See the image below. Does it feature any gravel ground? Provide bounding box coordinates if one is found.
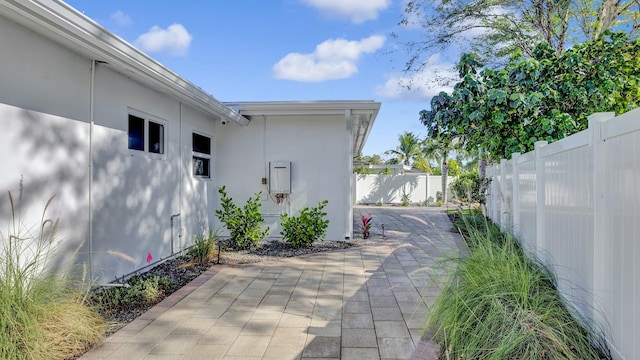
[94,239,377,334]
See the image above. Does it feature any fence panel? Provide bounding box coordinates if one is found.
[354,174,454,205]
[599,108,640,359]
[516,153,537,253]
[540,131,593,319]
[485,108,640,360]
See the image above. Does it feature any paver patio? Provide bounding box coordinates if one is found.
[80,206,465,360]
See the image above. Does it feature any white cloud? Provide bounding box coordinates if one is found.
[302,0,391,23]
[110,10,131,27]
[135,24,192,56]
[273,35,385,82]
[374,54,458,101]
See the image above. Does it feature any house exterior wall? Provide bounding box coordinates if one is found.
[0,6,374,284]
[90,65,183,280]
[214,114,351,240]
[0,14,221,283]
[0,15,91,274]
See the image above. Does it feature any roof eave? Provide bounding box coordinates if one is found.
[225,101,380,155]
[0,0,249,126]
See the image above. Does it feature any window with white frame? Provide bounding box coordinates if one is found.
[192,132,211,178]
[128,113,165,155]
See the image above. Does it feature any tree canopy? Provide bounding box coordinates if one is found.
[398,0,639,70]
[420,30,640,159]
[384,131,423,166]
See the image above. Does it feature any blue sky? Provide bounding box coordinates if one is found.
[65,0,460,156]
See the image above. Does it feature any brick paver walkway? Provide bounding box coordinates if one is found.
[80,206,464,359]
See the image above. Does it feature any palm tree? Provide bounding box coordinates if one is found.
[384,132,422,166]
[412,154,433,173]
[423,135,458,204]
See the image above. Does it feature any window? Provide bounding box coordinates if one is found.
[193,132,211,178]
[128,113,165,155]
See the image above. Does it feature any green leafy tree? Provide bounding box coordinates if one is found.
[384,131,423,166]
[450,170,489,203]
[421,31,640,159]
[361,154,384,165]
[448,159,462,176]
[397,0,639,70]
[412,155,434,173]
[423,135,459,203]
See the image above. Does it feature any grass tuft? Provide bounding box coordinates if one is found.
[0,189,104,359]
[187,230,220,265]
[427,213,610,359]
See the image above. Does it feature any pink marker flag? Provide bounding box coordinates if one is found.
[146,252,153,264]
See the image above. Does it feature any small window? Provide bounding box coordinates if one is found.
[148,121,164,154]
[128,112,166,156]
[193,157,210,177]
[192,132,211,179]
[128,115,145,151]
[192,133,211,155]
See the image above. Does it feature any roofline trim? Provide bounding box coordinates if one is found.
[0,0,249,126]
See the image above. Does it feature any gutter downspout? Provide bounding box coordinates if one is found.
[88,59,96,282]
[345,109,353,240]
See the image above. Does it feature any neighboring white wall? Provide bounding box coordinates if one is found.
[486,108,640,360]
[214,114,350,240]
[354,174,455,205]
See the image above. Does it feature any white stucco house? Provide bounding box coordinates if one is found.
[0,0,379,283]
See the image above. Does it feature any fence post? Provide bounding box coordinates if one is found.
[512,153,521,237]
[500,159,508,230]
[589,112,614,338]
[534,141,548,262]
[491,164,500,222]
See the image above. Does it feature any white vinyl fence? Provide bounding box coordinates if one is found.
[486,108,640,360]
[353,174,455,205]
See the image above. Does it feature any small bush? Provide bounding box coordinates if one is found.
[401,193,410,207]
[280,200,329,248]
[450,170,491,204]
[215,186,269,250]
[94,274,171,311]
[361,215,372,239]
[427,215,610,359]
[188,230,219,265]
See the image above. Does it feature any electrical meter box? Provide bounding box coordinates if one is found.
[269,161,291,194]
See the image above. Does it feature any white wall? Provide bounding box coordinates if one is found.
[215,114,350,240]
[0,14,224,283]
[0,15,91,275]
[486,108,640,360]
[354,174,455,205]
[90,65,184,281]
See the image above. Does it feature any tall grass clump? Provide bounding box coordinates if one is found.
[427,214,609,359]
[187,230,219,265]
[0,191,104,359]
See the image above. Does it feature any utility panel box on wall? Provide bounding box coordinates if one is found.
[269,161,291,194]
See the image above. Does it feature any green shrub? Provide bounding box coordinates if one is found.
[280,200,329,248]
[450,170,490,203]
[94,274,171,311]
[427,217,610,359]
[0,191,104,359]
[401,193,410,207]
[188,230,219,265]
[215,186,269,250]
